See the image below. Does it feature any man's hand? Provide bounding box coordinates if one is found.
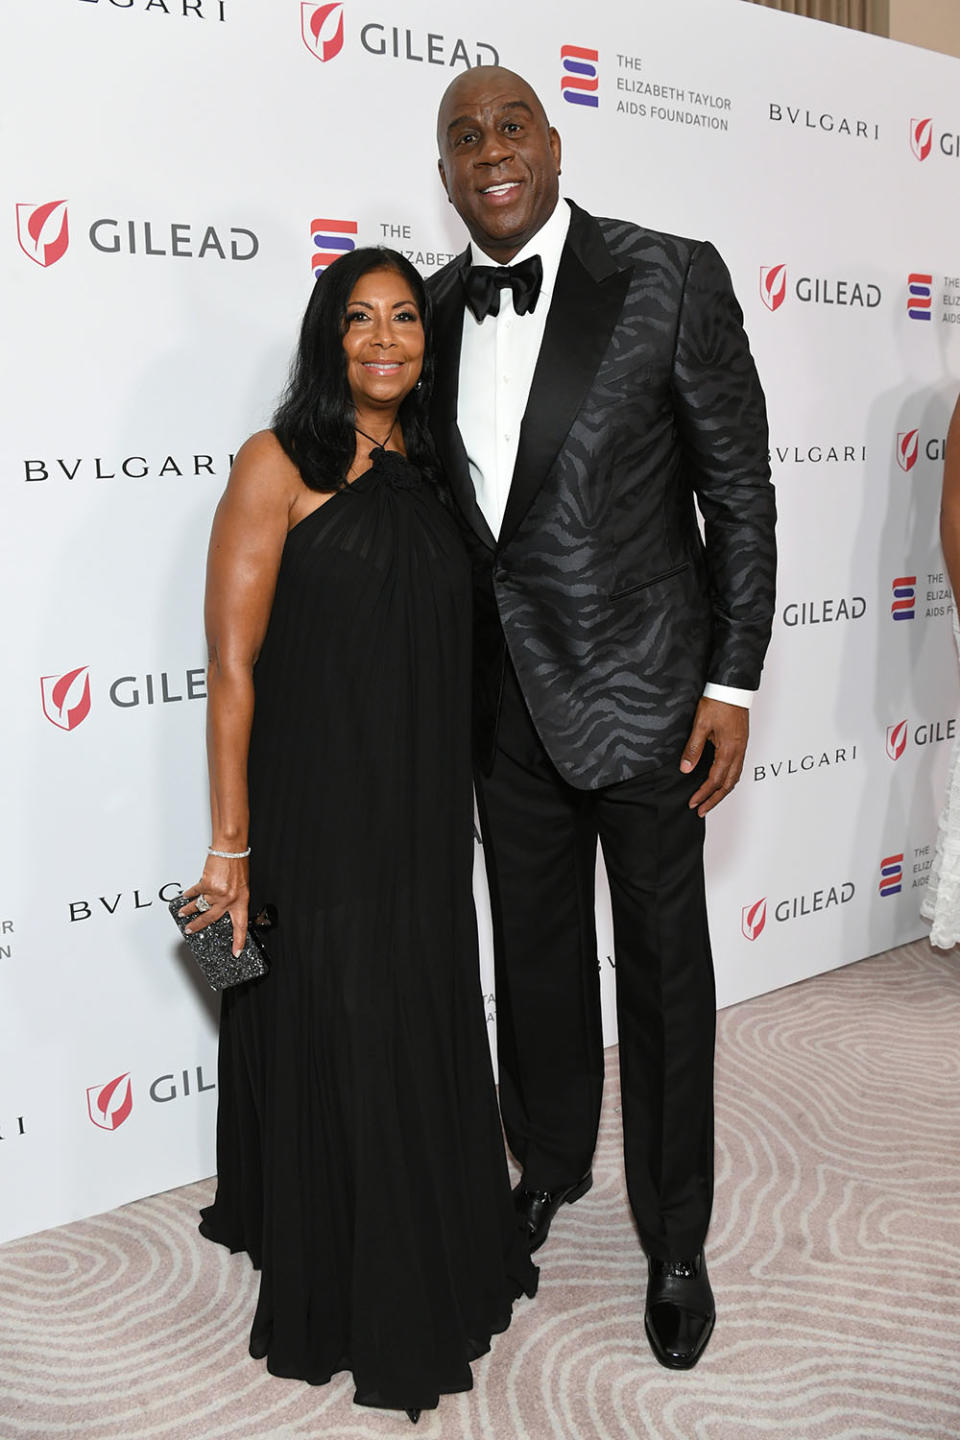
[680,698,749,817]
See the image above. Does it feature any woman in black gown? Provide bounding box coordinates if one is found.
[179,248,537,1419]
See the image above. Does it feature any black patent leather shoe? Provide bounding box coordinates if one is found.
[405,1410,421,1424]
[644,1250,715,1370]
[513,1171,592,1253]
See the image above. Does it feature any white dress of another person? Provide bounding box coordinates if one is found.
[921,612,960,947]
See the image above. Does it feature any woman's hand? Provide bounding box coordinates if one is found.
[180,855,250,956]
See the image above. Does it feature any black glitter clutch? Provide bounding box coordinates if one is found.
[168,895,271,991]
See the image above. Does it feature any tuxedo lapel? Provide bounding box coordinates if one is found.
[498,202,631,550]
[429,257,496,550]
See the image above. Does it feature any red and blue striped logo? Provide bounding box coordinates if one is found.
[907,273,933,321]
[561,45,599,108]
[878,854,903,897]
[310,216,357,278]
[890,576,916,621]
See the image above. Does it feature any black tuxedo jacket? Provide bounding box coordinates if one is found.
[426,200,776,790]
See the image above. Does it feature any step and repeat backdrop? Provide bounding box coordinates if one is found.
[2,0,959,1243]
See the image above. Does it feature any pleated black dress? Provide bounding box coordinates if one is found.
[199,447,536,1413]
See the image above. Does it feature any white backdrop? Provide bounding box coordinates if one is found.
[2,0,959,1244]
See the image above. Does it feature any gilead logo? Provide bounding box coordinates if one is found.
[88,218,257,260]
[16,200,69,268]
[301,1,344,61]
[741,898,767,941]
[84,1066,215,1130]
[759,262,881,311]
[897,430,919,472]
[884,718,955,760]
[906,117,960,164]
[911,117,933,161]
[41,666,92,731]
[886,721,908,761]
[760,264,786,312]
[87,1073,133,1131]
[743,886,855,935]
[42,667,208,731]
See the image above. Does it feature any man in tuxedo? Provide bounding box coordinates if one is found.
[428,67,775,1370]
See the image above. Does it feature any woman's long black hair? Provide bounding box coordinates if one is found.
[272,246,439,492]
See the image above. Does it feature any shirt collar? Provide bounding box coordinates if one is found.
[468,197,570,302]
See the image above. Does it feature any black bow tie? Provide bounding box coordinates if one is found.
[462,254,544,321]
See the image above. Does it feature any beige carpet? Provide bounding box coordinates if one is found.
[2,940,959,1440]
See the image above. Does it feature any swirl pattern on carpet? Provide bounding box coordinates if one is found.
[1,940,958,1439]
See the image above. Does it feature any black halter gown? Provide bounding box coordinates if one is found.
[198,446,537,1413]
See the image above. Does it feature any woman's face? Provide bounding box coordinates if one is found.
[341,267,425,414]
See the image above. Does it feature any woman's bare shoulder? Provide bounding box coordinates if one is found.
[220,430,302,515]
[233,429,299,481]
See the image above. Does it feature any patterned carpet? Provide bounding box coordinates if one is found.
[2,940,959,1440]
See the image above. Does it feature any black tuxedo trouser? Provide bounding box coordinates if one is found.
[475,663,716,1261]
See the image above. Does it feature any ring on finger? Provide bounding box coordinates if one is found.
[195,894,212,914]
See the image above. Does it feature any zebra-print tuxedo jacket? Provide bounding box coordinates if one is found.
[426,199,777,791]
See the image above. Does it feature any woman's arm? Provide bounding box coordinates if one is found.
[941,394,960,603]
[181,430,299,954]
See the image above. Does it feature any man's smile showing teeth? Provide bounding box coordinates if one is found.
[481,182,520,196]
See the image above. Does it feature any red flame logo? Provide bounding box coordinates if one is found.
[302,2,344,62]
[885,720,908,761]
[759,264,786,312]
[897,429,919,472]
[87,1073,133,1131]
[16,200,69,268]
[741,898,767,941]
[910,117,932,162]
[40,665,91,731]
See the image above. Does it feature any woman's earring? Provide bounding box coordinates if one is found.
[415,379,423,391]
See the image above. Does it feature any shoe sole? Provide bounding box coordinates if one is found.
[565,1173,593,1206]
[643,1310,716,1370]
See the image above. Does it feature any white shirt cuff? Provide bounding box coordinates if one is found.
[703,682,755,710]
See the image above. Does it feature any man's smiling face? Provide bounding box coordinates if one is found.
[437,67,562,264]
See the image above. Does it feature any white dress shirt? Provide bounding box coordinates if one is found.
[455,197,753,711]
[458,197,571,538]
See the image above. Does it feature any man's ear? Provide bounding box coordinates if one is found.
[437,156,450,200]
[549,127,562,177]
